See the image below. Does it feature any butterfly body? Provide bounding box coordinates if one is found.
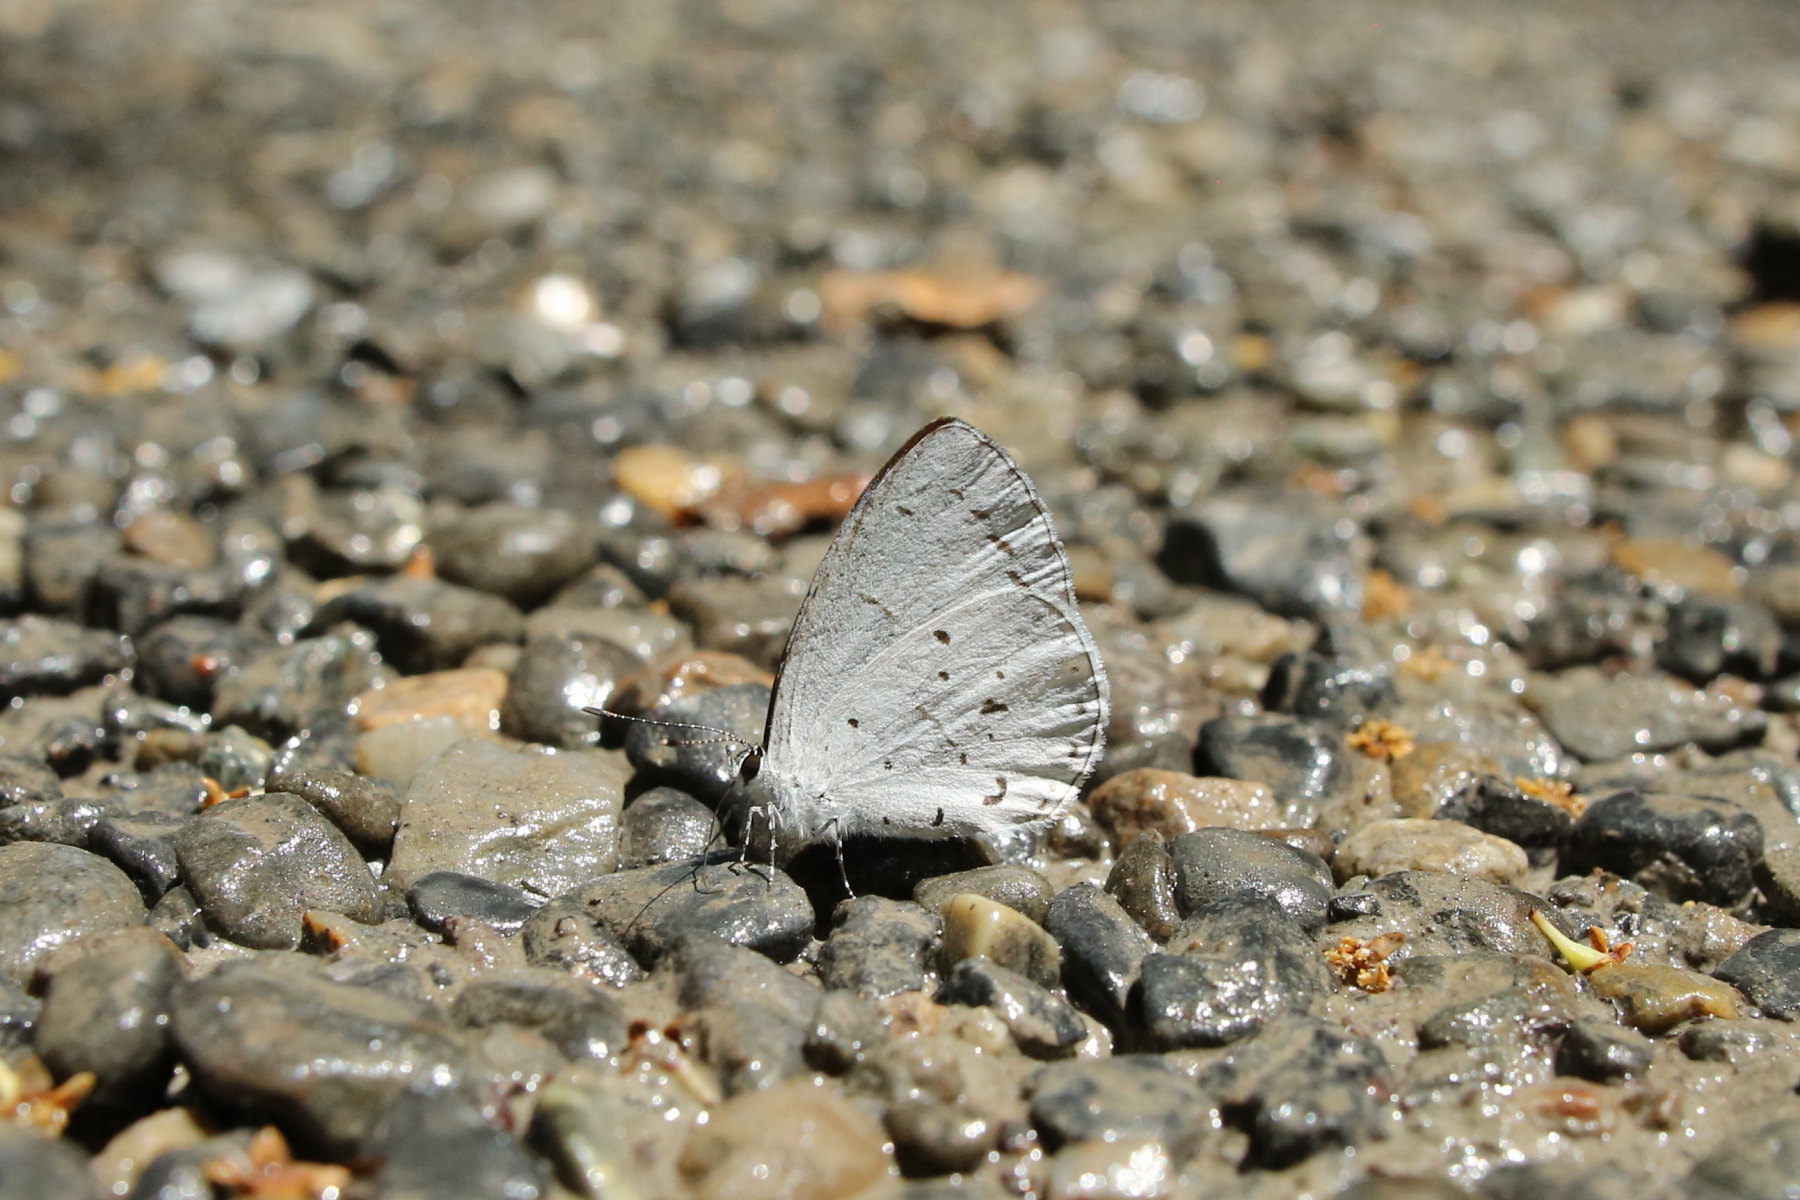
[742,417,1109,854]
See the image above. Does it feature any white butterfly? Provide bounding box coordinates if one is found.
[736,417,1109,856]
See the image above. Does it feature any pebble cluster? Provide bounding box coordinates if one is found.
[3,0,1800,1197]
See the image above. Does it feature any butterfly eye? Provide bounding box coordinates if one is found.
[738,750,762,781]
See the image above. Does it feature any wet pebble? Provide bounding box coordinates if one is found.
[174,791,383,949]
[1555,1017,1653,1081]
[269,765,401,854]
[820,896,938,998]
[1586,963,1742,1034]
[1334,817,1529,884]
[307,577,524,674]
[1193,715,1349,819]
[1141,901,1329,1048]
[450,967,627,1061]
[211,629,388,741]
[500,631,640,748]
[430,503,595,607]
[1089,768,1291,843]
[557,859,812,965]
[1104,831,1180,942]
[677,1078,890,1200]
[33,928,183,1110]
[0,615,132,700]
[387,740,626,896]
[1168,827,1332,934]
[518,894,646,987]
[624,682,769,802]
[1658,596,1782,682]
[1044,882,1154,1026]
[1325,871,1544,961]
[1713,929,1800,1020]
[88,813,187,901]
[617,786,717,868]
[170,959,493,1156]
[0,842,144,987]
[938,955,1085,1058]
[0,1125,99,1200]
[1435,774,1576,856]
[1564,789,1763,907]
[1686,1116,1800,1200]
[913,864,1054,925]
[369,1090,550,1200]
[1160,493,1363,619]
[1202,1015,1384,1166]
[941,893,1061,988]
[1027,1056,1215,1161]
[407,871,543,935]
[1528,666,1766,760]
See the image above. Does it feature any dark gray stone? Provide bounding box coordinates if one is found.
[370,1090,550,1200]
[1555,1018,1652,1080]
[1658,596,1782,682]
[1168,826,1333,934]
[0,756,57,807]
[1686,1115,1800,1200]
[408,871,542,935]
[1565,789,1763,907]
[1141,902,1331,1048]
[1027,1056,1216,1161]
[518,895,646,987]
[1714,929,1800,1020]
[1195,714,1348,814]
[1104,830,1180,942]
[1324,871,1546,962]
[1529,666,1766,760]
[623,683,769,804]
[175,791,384,949]
[0,842,144,988]
[1203,1015,1385,1167]
[135,616,255,709]
[0,793,115,846]
[212,629,388,741]
[0,615,132,700]
[90,812,187,902]
[618,786,717,869]
[0,1124,100,1200]
[450,967,628,1060]
[1160,493,1362,619]
[33,927,183,1109]
[431,503,595,607]
[558,859,813,966]
[1043,882,1153,1026]
[1437,774,1575,854]
[1261,651,1396,728]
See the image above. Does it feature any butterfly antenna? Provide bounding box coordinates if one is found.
[584,707,756,748]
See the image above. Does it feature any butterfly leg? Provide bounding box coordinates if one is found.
[820,816,856,900]
[733,804,776,886]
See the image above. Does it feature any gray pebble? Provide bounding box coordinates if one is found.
[1555,1018,1652,1080]
[618,786,717,868]
[85,558,242,639]
[1027,1055,1216,1160]
[1714,929,1800,1020]
[271,765,402,854]
[1203,1015,1384,1167]
[387,740,626,896]
[518,895,646,987]
[0,1125,99,1200]
[557,859,812,966]
[306,577,524,674]
[1529,666,1767,760]
[431,503,595,607]
[1658,596,1782,682]
[408,871,543,935]
[0,756,57,806]
[1686,1115,1800,1200]
[193,726,274,793]
[450,967,628,1060]
[1142,902,1330,1048]
[1565,789,1763,907]
[1325,871,1546,961]
[1194,714,1348,815]
[1169,827,1333,934]
[0,615,132,700]
[23,520,118,616]
[175,791,383,949]
[34,927,183,1109]
[1043,882,1154,1025]
[212,629,388,741]
[369,1090,550,1200]
[1262,651,1396,728]
[938,955,1085,1058]
[134,616,254,710]
[0,842,144,988]
[500,631,640,748]
[665,574,804,670]
[1436,775,1575,856]
[1160,492,1363,619]
[820,896,938,998]
[0,793,115,847]
[170,959,493,1157]
[1104,830,1180,942]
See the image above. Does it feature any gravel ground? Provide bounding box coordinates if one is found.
[3,0,1800,1197]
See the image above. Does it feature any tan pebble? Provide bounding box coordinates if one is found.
[609,651,774,715]
[819,266,1044,330]
[679,1079,892,1200]
[121,511,215,569]
[1562,414,1618,472]
[1588,963,1741,1034]
[1610,536,1739,597]
[352,667,508,734]
[613,444,736,520]
[1333,817,1527,885]
[939,893,1062,989]
[1089,769,1288,842]
[353,715,472,786]
[696,472,868,537]
[1729,302,1800,355]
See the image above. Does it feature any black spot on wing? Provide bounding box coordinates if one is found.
[937,670,949,681]
[934,629,951,644]
[933,807,945,827]
[970,508,990,520]
[987,533,1013,555]
[980,698,1009,715]
[896,504,914,516]
[847,717,859,728]
[983,776,1008,806]
[1006,570,1027,588]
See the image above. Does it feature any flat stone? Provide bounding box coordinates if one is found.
[618,786,717,869]
[1587,963,1742,1034]
[270,766,402,854]
[678,1079,890,1200]
[559,859,813,966]
[1334,817,1529,884]
[1044,882,1154,1025]
[0,842,144,988]
[1168,827,1332,934]
[1565,789,1763,907]
[1089,769,1291,843]
[307,576,524,674]
[407,871,543,935]
[1528,666,1765,760]
[820,896,938,999]
[1714,929,1800,1020]
[387,739,627,896]
[1194,714,1351,818]
[1027,1057,1215,1162]
[938,956,1085,1058]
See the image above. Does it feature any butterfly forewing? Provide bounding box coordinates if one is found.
[761,417,1108,838]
